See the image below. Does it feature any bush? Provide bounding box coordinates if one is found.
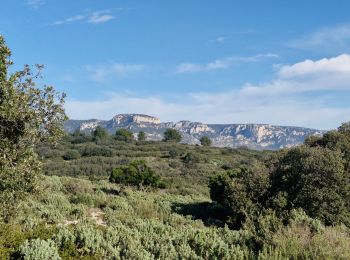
[209,165,270,228]
[110,160,166,188]
[115,129,134,142]
[62,150,80,160]
[269,146,350,226]
[93,126,108,141]
[169,148,180,158]
[163,129,182,142]
[200,136,212,146]
[79,145,114,157]
[137,131,146,141]
[19,239,61,260]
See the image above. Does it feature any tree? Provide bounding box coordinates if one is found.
[93,126,108,141]
[209,165,270,228]
[0,35,67,220]
[200,136,212,146]
[163,128,182,142]
[115,128,134,142]
[109,160,165,188]
[269,146,350,226]
[137,131,146,141]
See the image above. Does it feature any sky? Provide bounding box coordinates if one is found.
[1,0,350,129]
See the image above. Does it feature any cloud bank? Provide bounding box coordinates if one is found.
[66,54,350,129]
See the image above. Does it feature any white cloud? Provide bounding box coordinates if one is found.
[289,23,350,52]
[53,15,85,25]
[65,90,350,130]
[88,63,146,82]
[175,53,279,73]
[88,11,115,24]
[279,54,350,78]
[214,36,229,43]
[65,54,350,129]
[53,10,115,25]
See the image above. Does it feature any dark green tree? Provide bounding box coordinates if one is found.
[269,146,350,226]
[137,131,146,141]
[115,128,134,142]
[93,126,108,141]
[163,128,182,143]
[200,136,212,146]
[209,165,270,228]
[109,160,165,188]
[0,35,67,220]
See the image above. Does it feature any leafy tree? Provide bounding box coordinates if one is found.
[109,160,165,188]
[200,136,212,146]
[269,146,350,225]
[137,131,146,141]
[163,128,182,143]
[209,165,270,228]
[338,122,350,135]
[93,126,108,141]
[115,128,134,142]
[0,35,67,220]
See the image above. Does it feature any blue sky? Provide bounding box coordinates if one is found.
[1,0,350,129]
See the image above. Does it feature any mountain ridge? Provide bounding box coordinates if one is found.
[63,114,323,150]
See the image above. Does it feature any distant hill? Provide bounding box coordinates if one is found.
[64,114,323,150]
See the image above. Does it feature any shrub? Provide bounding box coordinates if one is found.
[182,152,201,164]
[269,146,350,226]
[79,145,114,157]
[19,239,61,260]
[169,148,180,158]
[163,129,182,142]
[110,160,165,188]
[93,126,108,141]
[137,131,146,141]
[200,136,212,146]
[62,150,80,160]
[209,165,270,228]
[115,129,134,142]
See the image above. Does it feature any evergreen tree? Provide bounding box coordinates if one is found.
[137,131,146,141]
[200,136,212,146]
[163,129,182,143]
[0,35,67,220]
[115,128,134,142]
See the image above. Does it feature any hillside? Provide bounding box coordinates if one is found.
[64,114,323,150]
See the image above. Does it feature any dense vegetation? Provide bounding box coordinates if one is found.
[1,35,350,259]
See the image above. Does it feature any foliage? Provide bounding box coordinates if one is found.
[209,165,270,228]
[93,126,108,141]
[20,239,61,260]
[0,35,67,220]
[110,160,166,188]
[137,131,146,141]
[115,128,134,142]
[269,145,350,226]
[200,136,212,146]
[210,122,350,228]
[62,150,80,160]
[163,128,182,142]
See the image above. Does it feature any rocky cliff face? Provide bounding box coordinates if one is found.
[64,114,323,150]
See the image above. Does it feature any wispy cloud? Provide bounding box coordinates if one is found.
[88,63,147,82]
[87,11,115,24]
[214,36,230,43]
[66,54,350,129]
[53,10,117,25]
[175,53,279,73]
[288,23,350,53]
[25,0,45,8]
